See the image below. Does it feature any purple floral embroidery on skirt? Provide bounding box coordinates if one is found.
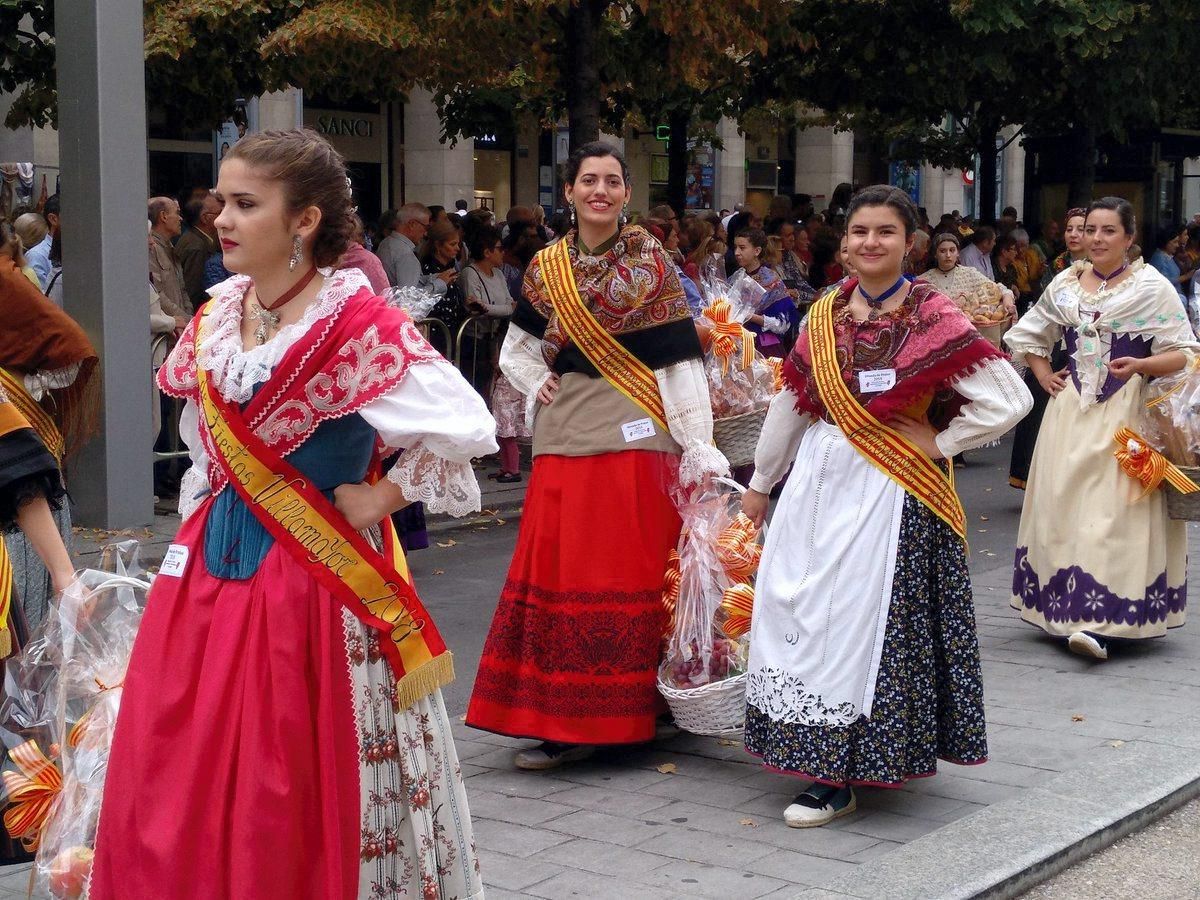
[1013,546,1186,626]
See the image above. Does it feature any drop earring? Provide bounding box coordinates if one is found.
[569,202,577,227]
[620,204,629,227]
[288,234,303,272]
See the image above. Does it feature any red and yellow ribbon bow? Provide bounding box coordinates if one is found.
[704,301,755,375]
[720,583,755,640]
[67,678,124,750]
[715,513,762,581]
[2,741,62,850]
[1113,427,1200,499]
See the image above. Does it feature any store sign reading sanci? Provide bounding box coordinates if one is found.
[317,116,374,138]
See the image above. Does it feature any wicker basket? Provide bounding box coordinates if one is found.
[974,319,1010,350]
[1165,465,1200,520]
[713,409,768,469]
[657,673,747,737]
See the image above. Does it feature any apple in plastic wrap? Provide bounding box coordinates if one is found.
[47,846,94,899]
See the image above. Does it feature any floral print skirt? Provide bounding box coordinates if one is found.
[744,495,988,787]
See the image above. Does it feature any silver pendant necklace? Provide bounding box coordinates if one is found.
[248,302,281,345]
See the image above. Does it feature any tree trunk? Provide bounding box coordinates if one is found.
[565,0,608,152]
[1067,124,1097,208]
[666,107,691,215]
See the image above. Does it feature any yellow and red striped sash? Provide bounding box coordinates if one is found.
[195,340,453,709]
[539,239,668,431]
[0,369,64,463]
[808,290,967,541]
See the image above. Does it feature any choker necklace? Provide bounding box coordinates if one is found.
[858,275,910,320]
[249,267,319,345]
[1092,262,1128,292]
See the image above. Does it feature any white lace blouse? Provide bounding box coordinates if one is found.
[176,270,498,521]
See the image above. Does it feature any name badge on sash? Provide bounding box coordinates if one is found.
[858,369,897,394]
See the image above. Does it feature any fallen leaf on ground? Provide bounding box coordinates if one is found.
[1071,714,1086,722]
[656,763,677,775]
[433,569,445,576]
[979,516,989,521]
[436,539,457,548]
[717,738,739,747]
[1109,740,1125,749]
[496,519,506,526]
[483,508,499,516]
[739,818,759,827]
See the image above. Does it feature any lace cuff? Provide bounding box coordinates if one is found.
[678,440,730,487]
[178,466,211,523]
[386,442,481,517]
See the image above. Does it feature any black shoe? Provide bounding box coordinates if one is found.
[495,472,522,483]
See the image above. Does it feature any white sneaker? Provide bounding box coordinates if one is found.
[1068,632,1108,661]
[513,742,595,771]
[783,786,857,828]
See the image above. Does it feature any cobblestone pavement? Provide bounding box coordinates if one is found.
[17,440,1200,898]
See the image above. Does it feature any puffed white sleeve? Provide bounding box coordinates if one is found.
[655,359,730,486]
[499,323,552,427]
[748,389,812,494]
[177,399,212,522]
[359,359,499,518]
[934,357,1033,459]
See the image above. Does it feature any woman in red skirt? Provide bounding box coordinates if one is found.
[466,143,728,769]
[90,131,495,899]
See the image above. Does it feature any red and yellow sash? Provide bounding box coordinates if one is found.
[808,290,967,541]
[0,370,63,463]
[539,239,668,431]
[195,355,453,710]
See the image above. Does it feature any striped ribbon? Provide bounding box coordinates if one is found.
[808,289,967,541]
[703,301,755,376]
[1113,427,1200,498]
[2,741,61,851]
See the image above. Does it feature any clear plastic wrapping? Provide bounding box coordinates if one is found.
[0,540,149,898]
[696,278,780,419]
[383,284,443,321]
[1141,363,1200,466]
[659,480,763,690]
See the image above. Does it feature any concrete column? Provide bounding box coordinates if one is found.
[793,125,853,210]
[402,88,473,209]
[57,0,153,527]
[252,88,304,132]
[715,117,744,212]
[1001,128,1026,219]
[1184,158,1200,222]
[921,163,945,219]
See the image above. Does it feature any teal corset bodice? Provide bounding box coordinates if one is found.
[203,410,377,579]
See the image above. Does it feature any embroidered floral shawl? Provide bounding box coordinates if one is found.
[783,278,1006,430]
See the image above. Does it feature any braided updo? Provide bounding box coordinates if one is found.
[224,129,357,268]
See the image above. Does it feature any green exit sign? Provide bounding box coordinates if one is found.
[655,125,670,142]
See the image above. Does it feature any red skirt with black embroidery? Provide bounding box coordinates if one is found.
[466,450,681,745]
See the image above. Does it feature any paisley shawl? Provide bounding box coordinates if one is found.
[512,225,699,373]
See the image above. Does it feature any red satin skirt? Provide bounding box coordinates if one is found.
[89,498,361,900]
[466,450,681,745]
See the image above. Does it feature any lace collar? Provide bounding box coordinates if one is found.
[196,267,372,403]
